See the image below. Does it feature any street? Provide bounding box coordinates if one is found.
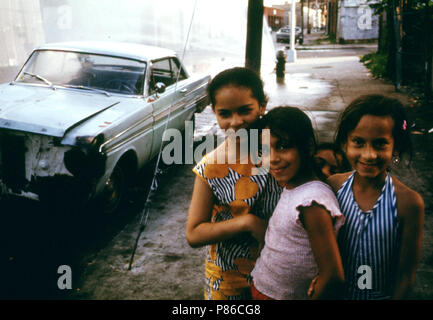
[1,31,432,300]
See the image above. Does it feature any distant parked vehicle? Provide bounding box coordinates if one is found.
[0,41,210,214]
[276,26,303,44]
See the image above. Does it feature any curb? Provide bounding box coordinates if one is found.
[291,44,378,51]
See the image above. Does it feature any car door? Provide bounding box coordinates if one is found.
[148,57,191,158]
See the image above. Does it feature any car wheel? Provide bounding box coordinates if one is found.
[100,164,126,215]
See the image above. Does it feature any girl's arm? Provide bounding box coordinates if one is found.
[186,176,266,248]
[300,204,345,299]
[392,190,424,299]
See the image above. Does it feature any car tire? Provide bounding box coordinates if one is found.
[100,163,126,215]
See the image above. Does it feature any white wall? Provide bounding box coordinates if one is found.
[339,0,378,41]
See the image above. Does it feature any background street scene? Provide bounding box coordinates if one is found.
[0,0,432,300]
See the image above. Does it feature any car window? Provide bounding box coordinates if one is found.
[150,57,187,91]
[170,58,187,82]
[15,50,146,95]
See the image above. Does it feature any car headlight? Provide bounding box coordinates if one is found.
[75,134,104,149]
[64,134,106,179]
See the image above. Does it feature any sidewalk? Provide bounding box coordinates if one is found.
[276,29,377,51]
[297,43,378,51]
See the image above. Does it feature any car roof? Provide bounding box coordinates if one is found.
[36,41,177,62]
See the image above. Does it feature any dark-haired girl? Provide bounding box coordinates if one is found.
[328,94,424,299]
[314,142,351,180]
[186,67,282,300]
[251,106,345,299]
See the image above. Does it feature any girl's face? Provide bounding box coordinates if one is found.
[344,115,395,179]
[266,132,302,188]
[314,149,340,179]
[213,85,265,132]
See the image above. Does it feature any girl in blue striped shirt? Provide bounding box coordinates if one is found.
[328,94,424,299]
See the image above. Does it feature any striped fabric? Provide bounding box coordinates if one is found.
[193,154,282,300]
[337,171,401,300]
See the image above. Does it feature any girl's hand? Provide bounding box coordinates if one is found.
[187,176,268,248]
[307,275,319,298]
[242,214,268,244]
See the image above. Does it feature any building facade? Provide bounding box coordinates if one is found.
[328,0,379,42]
[264,6,285,31]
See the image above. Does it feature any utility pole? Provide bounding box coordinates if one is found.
[287,0,297,62]
[301,0,304,36]
[245,0,263,74]
[326,0,330,35]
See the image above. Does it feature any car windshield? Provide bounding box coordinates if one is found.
[15,50,147,95]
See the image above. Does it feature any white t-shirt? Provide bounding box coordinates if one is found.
[251,180,345,300]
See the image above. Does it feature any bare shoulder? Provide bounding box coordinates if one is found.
[392,175,425,219]
[327,172,353,193]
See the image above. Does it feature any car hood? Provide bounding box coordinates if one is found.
[0,83,121,137]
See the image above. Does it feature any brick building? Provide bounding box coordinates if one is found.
[264,6,285,31]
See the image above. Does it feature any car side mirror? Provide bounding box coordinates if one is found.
[155,82,166,94]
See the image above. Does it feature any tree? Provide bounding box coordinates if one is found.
[370,0,433,97]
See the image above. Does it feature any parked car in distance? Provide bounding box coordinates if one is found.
[276,26,303,44]
[0,41,210,214]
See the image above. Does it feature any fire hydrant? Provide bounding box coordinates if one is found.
[276,50,286,82]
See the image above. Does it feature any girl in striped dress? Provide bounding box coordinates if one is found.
[186,67,282,300]
[328,94,424,299]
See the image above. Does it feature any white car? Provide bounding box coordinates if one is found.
[0,41,210,213]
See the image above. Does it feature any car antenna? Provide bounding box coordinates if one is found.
[128,0,198,271]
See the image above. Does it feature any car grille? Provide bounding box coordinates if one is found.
[0,133,26,192]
